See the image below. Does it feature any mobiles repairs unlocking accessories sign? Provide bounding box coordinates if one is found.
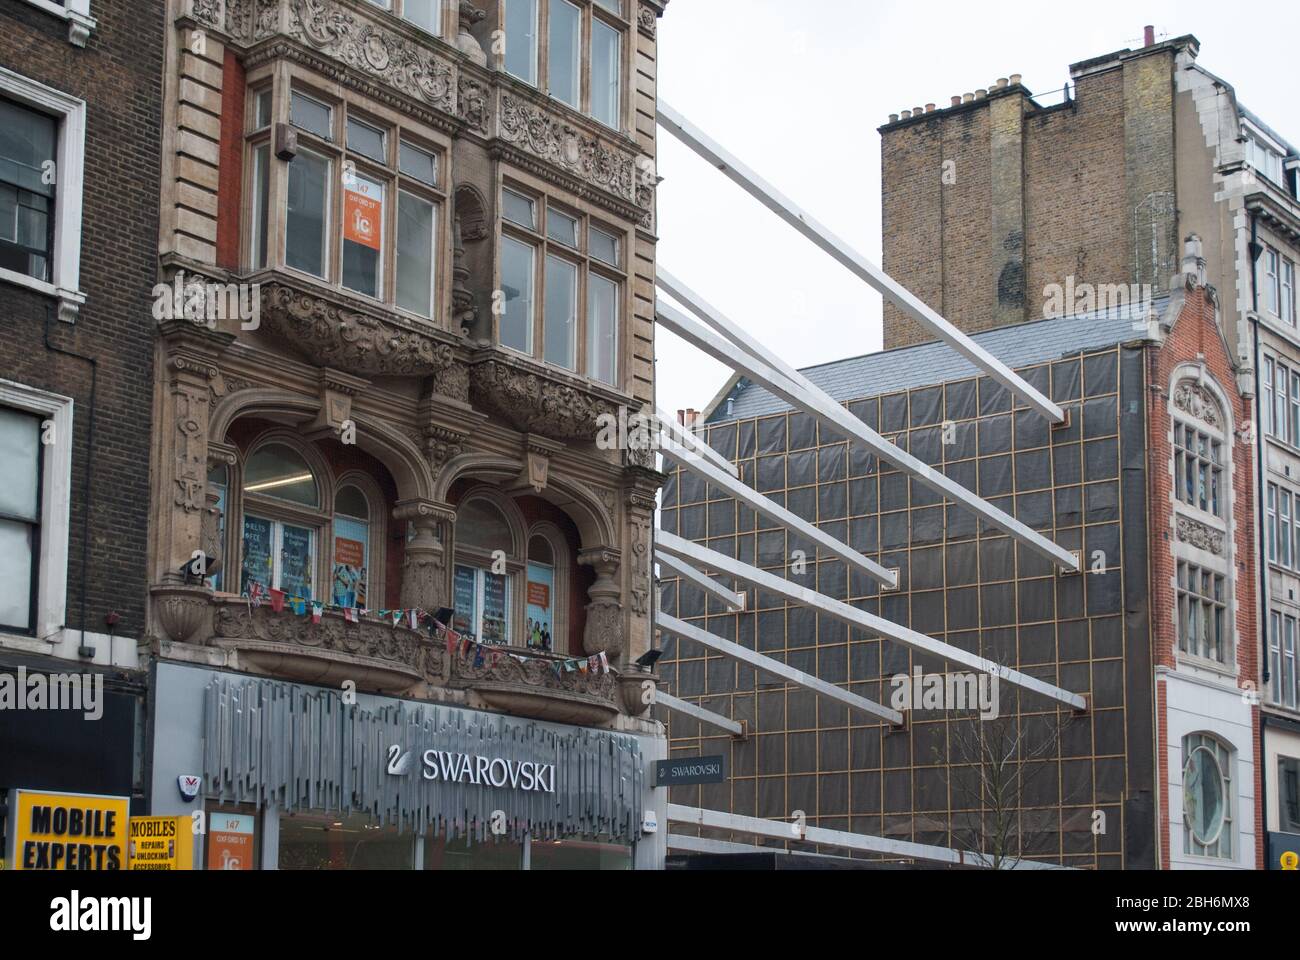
[6,789,129,870]
[199,676,645,844]
[127,816,194,871]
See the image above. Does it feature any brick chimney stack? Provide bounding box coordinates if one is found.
[1144,25,1155,47]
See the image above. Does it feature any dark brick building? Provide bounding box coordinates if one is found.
[0,0,164,839]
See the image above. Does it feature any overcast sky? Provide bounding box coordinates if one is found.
[652,0,1299,417]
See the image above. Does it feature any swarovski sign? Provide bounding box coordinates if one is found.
[387,746,557,794]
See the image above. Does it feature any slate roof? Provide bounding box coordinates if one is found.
[708,300,1164,424]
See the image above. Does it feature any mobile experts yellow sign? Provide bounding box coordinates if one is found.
[7,789,129,871]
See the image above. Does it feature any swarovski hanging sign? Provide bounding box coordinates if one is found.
[387,745,557,794]
[201,675,643,842]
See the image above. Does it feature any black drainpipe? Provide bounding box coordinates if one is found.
[44,303,98,659]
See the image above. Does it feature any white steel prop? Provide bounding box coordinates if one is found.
[655,99,1064,423]
[655,549,746,612]
[654,692,745,738]
[656,612,902,725]
[657,532,1088,712]
[660,437,898,588]
[655,406,738,478]
[655,297,1081,573]
[665,805,1072,870]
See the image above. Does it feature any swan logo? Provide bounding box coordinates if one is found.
[386,745,414,776]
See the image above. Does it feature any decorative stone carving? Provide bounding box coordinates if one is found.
[225,0,279,42]
[453,0,487,67]
[431,359,471,402]
[152,584,213,645]
[457,76,489,133]
[1176,515,1226,556]
[214,600,443,684]
[519,435,564,494]
[307,368,370,437]
[450,649,618,725]
[1172,381,1222,429]
[284,0,456,114]
[628,515,651,618]
[619,672,656,717]
[425,426,468,475]
[259,282,457,376]
[189,0,226,29]
[580,549,624,660]
[637,3,657,37]
[499,94,636,204]
[469,359,620,442]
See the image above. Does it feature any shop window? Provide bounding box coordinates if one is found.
[529,836,631,870]
[245,84,443,318]
[502,0,627,129]
[424,834,522,871]
[498,185,624,386]
[278,813,413,870]
[1182,733,1234,860]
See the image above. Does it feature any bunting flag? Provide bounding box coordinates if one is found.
[269,589,286,614]
[311,601,323,625]
[291,597,307,616]
[344,608,359,624]
[248,581,265,608]
[408,609,419,630]
[599,652,610,674]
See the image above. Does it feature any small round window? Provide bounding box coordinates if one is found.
[243,443,319,507]
[1183,745,1226,846]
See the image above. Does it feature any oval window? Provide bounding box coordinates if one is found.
[1183,746,1225,846]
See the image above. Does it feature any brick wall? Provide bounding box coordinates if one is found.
[0,0,164,643]
[880,44,1183,350]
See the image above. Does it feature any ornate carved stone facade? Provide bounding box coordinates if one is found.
[1172,380,1223,429]
[1176,515,1226,556]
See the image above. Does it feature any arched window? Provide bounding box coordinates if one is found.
[525,535,557,653]
[453,496,518,646]
[241,442,323,600]
[1182,733,1234,859]
[331,485,371,609]
[1170,375,1234,667]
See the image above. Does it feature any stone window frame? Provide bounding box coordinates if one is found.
[497,0,632,132]
[1167,366,1237,676]
[1266,609,1299,711]
[0,66,87,323]
[495,174,628,386]
[224,431,388,606]
[0,377,73,645]
[15,0,96,47]
[242,62,451,322]
[1181,731,1236,861]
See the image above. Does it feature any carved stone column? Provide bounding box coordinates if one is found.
[150,319,234,644]
[395,500,456,613]
[580,548,624,660]
[624,463,666,667]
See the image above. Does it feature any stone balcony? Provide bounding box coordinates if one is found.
[152,587,625,724]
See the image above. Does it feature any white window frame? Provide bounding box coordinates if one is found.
[0,66,86,323]
[1181,732,1235,860]
[0,377,72,644]
[16,0,96,46]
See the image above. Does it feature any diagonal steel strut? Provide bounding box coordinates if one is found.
[655,99,1064,423]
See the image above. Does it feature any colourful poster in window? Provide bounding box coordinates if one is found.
[331,516,368,609]
[481,572,508,646]
[453,565,477,637]
[241,515,273,594]
[344,178,383,250]
[526,562,554,652]
[280,524,314,600]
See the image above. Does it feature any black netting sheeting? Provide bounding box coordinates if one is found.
[659,347,1151,869]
